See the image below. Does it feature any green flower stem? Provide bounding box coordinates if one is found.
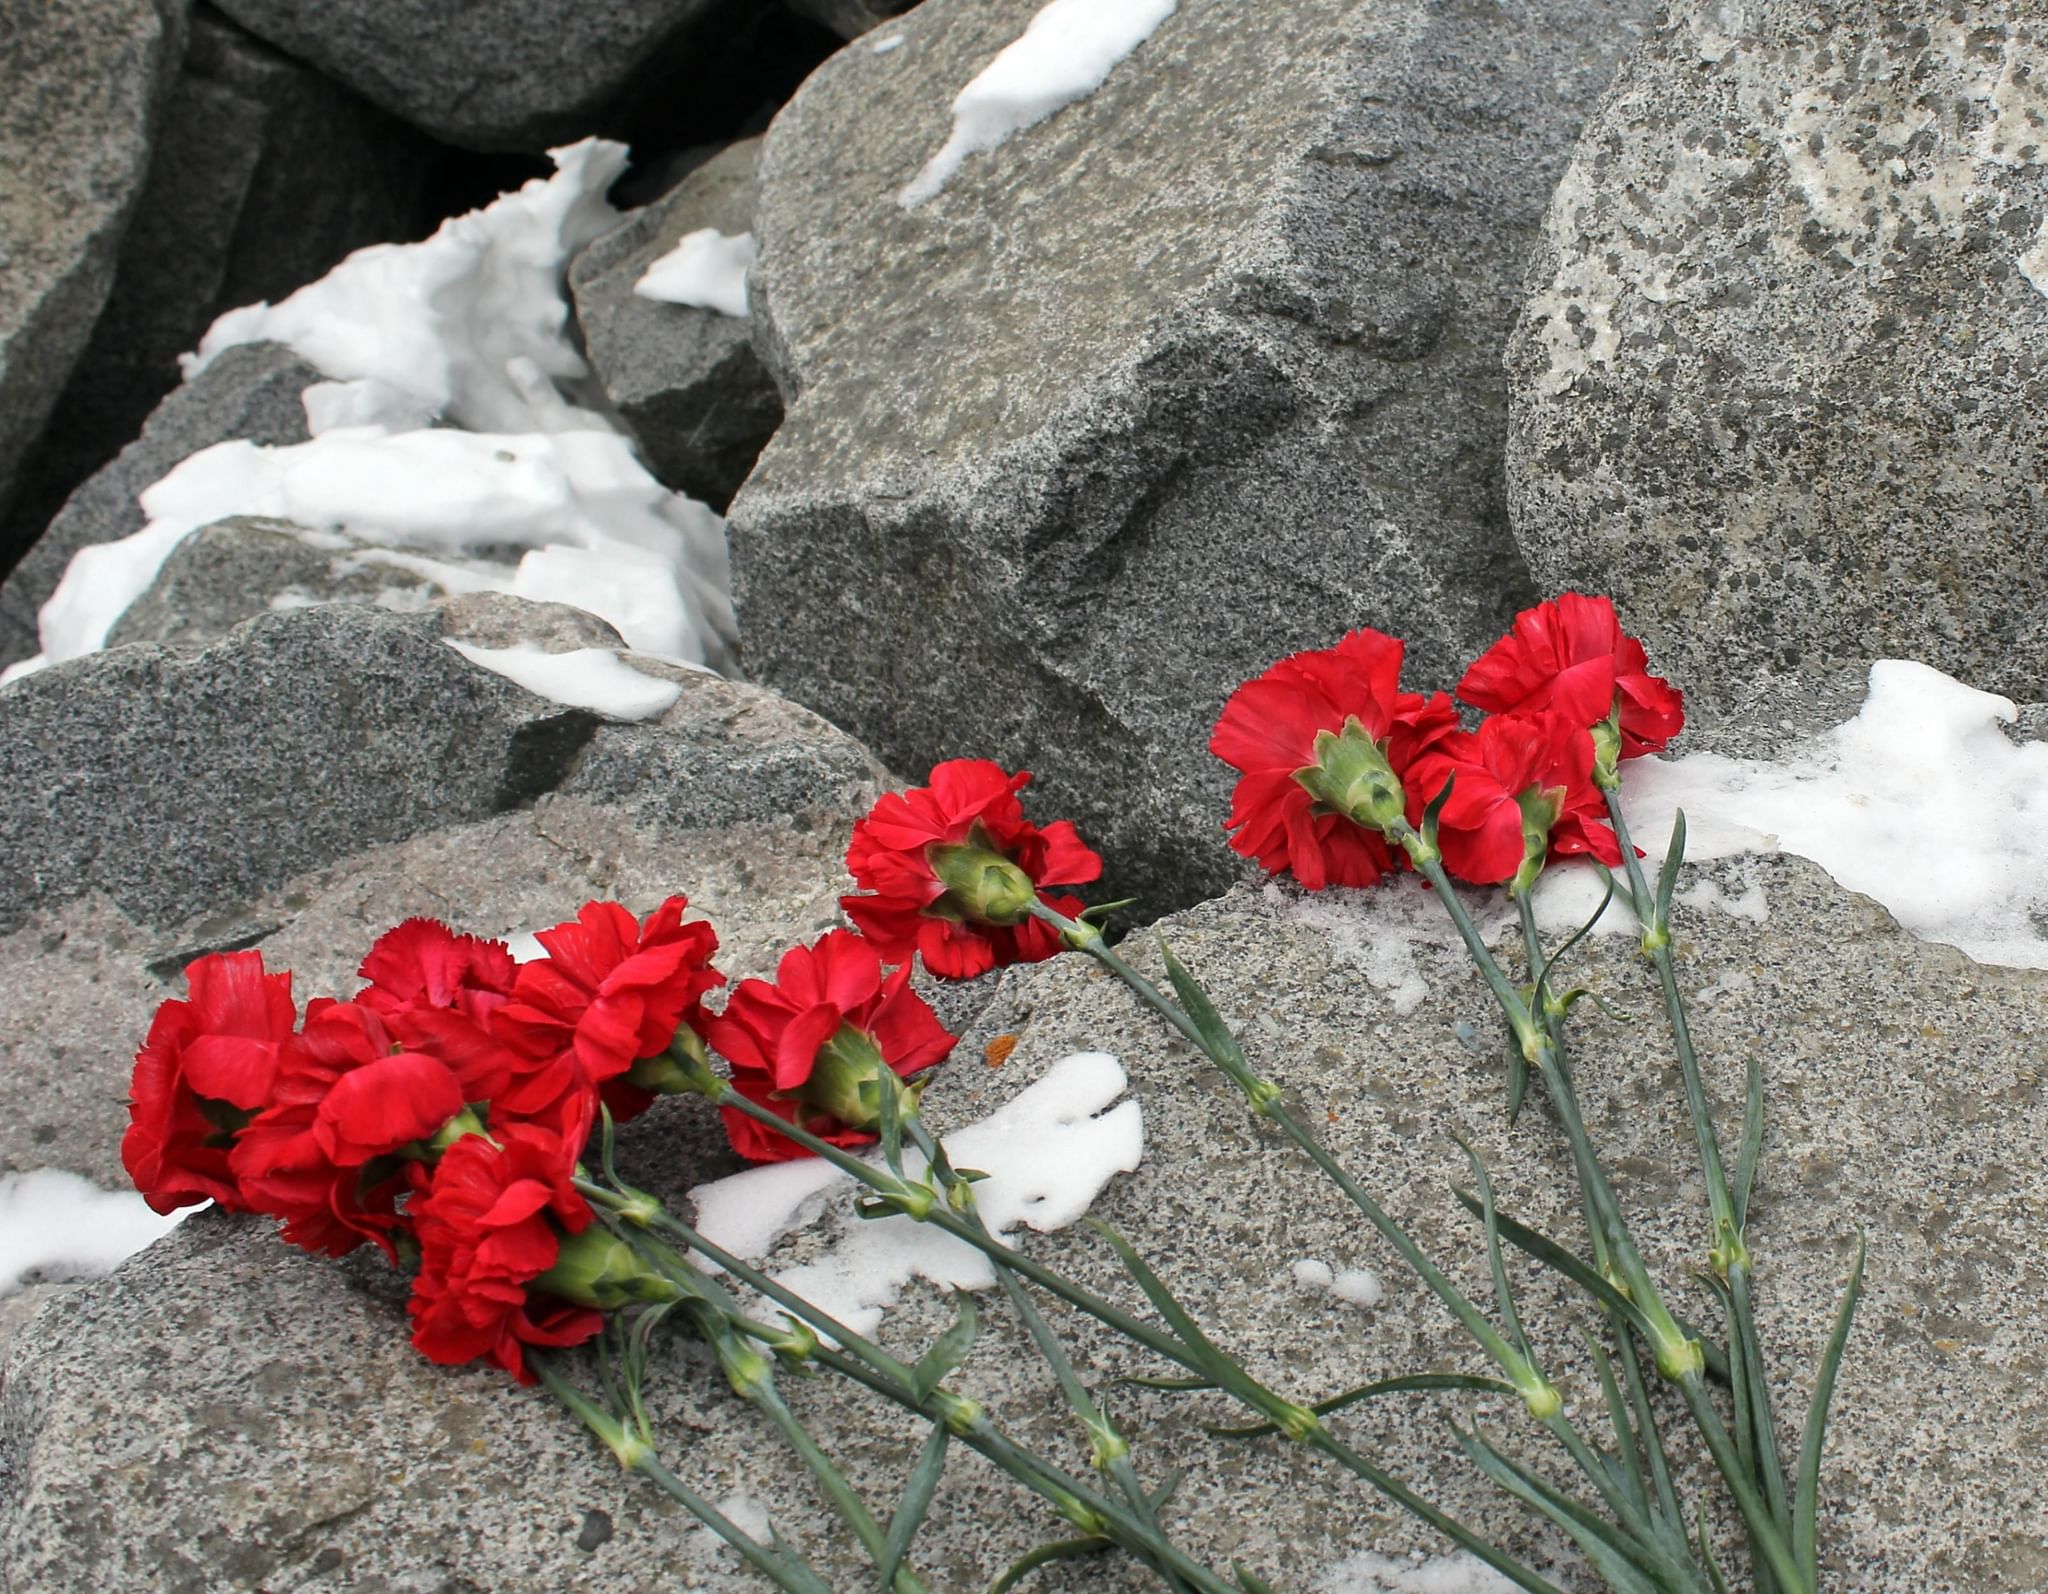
[531,1354,835,1594]
[592,1203,1245,1594]
[1029,901,1559,1409]
[896,1115,1195,1594]
[1601,793,1743,1273]
[1602,793,1794,1554]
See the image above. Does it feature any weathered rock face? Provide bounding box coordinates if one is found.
[7,855,2045,1589]
[0,343,320,665]
[0,0,185,529]
[1,10,438,587]
[729,0,1651,914]
[208,0,748,151]
[571,139,781,512]
[1507,8,2048,719]
[0,594,894,1190]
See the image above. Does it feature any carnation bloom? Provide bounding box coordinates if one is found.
[707,930,957,1163]
[489,898,724,1141]
[1457,593,1684,761]
[841,759,1103,979]
[229,999,469,1259]
[1405,713,1622,890]
[356,918,520,1102]
[407,1125,603,1383]
[1209,628,1459,890]
[122,950,298,1214]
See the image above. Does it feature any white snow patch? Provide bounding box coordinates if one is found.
[691,1052,1141,1340]
[0,1170,188,1294]
[1332,1267,1383,1307]
[870,31,905,53]
[444,640,682,721]
[634,229,756,318]
[1,142,738,686]
[1291,1257,1334,1290]
[2021,220,2048,299]
[1316,1549,1520,1594]
[1271,875,1513,1017]
[693,1492,774,1558]
[504,932,548,963]
[899,0,1177,206]
[186,139,625,434]
[693,1155,846,1262]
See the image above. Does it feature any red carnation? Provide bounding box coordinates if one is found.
[489,898,723,1141]
[407,1125,603,1383]
[122,950,298,1215]
[841,759,1103,979]
[229,999,468,1259]
[1405,713,1622,890]
[707,930,957,1163]
[1209,628,1459,890]
[356,918,520,1102]
[1457,593,1684,761]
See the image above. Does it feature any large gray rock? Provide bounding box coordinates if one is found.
[0,593,895,1189]
[0,0,185,527]
[0,342,320,665]
[6,853,2045,1588]
[571,140,781,512]
[783,0,920,41]
[209,0,747,151]
[729,0,1650,915]
[2,10,439,588]
[1506,7,2048,720]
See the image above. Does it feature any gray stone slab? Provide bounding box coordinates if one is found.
[0,0,185,529]
[728,0,1651,916]
[0,342,320,666]
[571,139,781,512]
[5,853,2044,1587]
[1506,6,2048,722]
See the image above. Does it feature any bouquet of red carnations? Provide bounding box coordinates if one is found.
[122,594,1859,1594]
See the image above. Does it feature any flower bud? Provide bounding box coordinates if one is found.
[1294,717,1407,836]
[536,1229,682,1309]
[926,843,1040,926]
[625,1024,712,1097]
[801,1023,916,1133]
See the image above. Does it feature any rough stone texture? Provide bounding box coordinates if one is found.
[0,0,185,529]
[0,594,896,1189]
[6,853,2045,1589]
[0,342,320,666]
[571,139,781,512]
[1507,7,2048,720]
[104,518,448,649]
[2,10,438,588]
[209,0,749,151]
[730,0,1650,915]
[784,0,919,42]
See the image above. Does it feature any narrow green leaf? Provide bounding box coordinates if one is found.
[1447,1423,1667,1594]
[1794,1239,1867,1576]
[1543,875,1618,987]
[1735,1045,1764,1229]
[1449,1187,1730,1383]
[876,1061,907,1178]
[1147,1469,1187,1510]
[1506,1046,1531,1125]
[880,1425,950,1583]
[1158,941,1247,1070]
[1654,810,1688,928]
[1206,1373,1515,1439]
[1422,769,1458,842]
[1615,1330,1684,1532]
[1454,1133,1533,1357]
[1232,1564,1279,1593]
[1591,859,1646,923]
[986,1537,1109,1594]
[1582,1329,1649,1522]
[911,1291,981,1403]
[1698,1509,1736,1594]
[1113,1374,1217,1392]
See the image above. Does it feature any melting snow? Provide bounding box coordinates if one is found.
[900,0,1177,206]
[443,640,683,721]
[634,229,756,318]
[1315,1551,1520,1594]
[0,1169,188,1295]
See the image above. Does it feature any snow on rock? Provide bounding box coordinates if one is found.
[1315,1550,1520,1594]
[7,141,738,684]
[633,229,757,318]
[0,1169,187,1295]
[1290,1258,1383,1309]
[442,641,683,721]
[899,0,1178,206]
[688,1051,1142,1339]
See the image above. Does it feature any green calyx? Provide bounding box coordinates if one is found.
[1294,717,1407,835]
[800,1024,920,1134]
[627,1024,711,1097]
[536,1229,685,1310]
[1507,783,1566,898]
[1591,708,1623,790]
[927,840,1039,927]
